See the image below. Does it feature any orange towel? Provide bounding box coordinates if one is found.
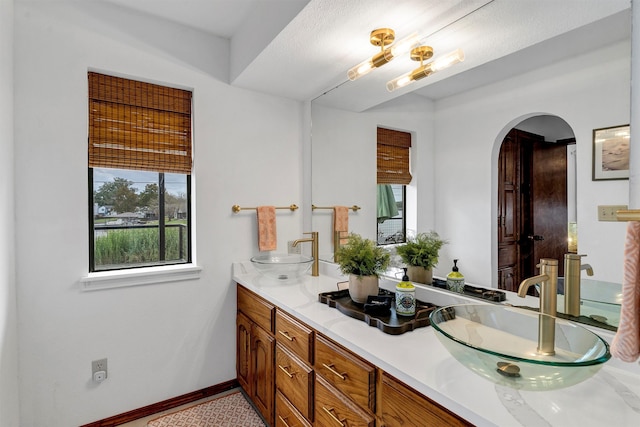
[611,221,640,362]
[257,206,277,252]
[333,206,349,247]
[333,206,349,232]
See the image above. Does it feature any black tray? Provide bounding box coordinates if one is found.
[432,278,506,302]
[318,288,437,335]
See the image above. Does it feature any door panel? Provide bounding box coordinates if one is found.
[532,141,568,277]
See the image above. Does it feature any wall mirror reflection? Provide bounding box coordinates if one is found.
[310,0,631,331]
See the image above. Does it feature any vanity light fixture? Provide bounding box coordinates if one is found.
[347,28,420,81]
[386,47,465,92]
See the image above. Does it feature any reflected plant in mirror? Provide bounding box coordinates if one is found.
[396,231,447,285]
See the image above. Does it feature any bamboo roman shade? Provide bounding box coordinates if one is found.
[88,72,192,174]
[377,127,412,185]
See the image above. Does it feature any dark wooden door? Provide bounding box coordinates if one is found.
[532,141,568,277]
[497,129,567,291]
[497,131,521,291]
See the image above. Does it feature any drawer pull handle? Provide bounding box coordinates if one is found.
[322,406,346,426]
[278,415,292,427]
[278,330,295,341]
[278,364,294,378]
[322,363,347,380]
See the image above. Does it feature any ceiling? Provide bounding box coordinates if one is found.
[101,0,632,112]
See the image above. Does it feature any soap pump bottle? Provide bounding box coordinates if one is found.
[446,259,465,293]
[396,268,416,316]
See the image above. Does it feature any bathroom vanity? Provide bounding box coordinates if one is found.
[234,261,640,426]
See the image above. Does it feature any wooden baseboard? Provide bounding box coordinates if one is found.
[80,378,240,427]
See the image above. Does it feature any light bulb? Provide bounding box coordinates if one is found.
[430,48,465,72]
[386,71,414,92]
[348,59,374,80]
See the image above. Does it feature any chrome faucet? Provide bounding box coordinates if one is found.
[517,258,558,355]
[563,254,594,317]
[292,232,319,276]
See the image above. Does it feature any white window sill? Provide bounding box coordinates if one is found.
[80,264,202,291]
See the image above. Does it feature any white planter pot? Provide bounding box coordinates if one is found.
[348,274,379,303]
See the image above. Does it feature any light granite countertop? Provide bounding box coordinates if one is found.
[233,261,640,426]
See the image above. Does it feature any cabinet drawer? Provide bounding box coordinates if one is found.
[275,390,312,427]
[276,310,314,363]
[315,376,374,427]
[238,285,274,333]
[315,334,375,412]
[379,372,472,427]
[276,344,314,420]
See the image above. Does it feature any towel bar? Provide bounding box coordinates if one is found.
[312,204,361,212]
[616,209,640,221]
[232,204,298,213]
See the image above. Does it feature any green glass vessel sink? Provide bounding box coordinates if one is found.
[250,253,313,280]
[430,304,611,390]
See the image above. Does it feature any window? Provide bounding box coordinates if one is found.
[88,72,192,272]
[377,127,411,245]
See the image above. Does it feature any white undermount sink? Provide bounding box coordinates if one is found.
[430,304,611,391]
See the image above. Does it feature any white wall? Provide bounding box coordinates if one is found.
[0,0,20,426]
[312,94,435,259]
[14,2,304,426]
[435,40,630,285]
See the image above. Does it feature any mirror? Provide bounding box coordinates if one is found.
[310,3,631,330]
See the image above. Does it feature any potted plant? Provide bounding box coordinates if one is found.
[396,231,447,284]
[335,233,391,303]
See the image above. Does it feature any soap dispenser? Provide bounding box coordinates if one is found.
[446,259,465,293]
[396,268,416,316]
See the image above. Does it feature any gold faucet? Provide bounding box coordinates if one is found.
[563,254,594,317]
[292,232,319,276]
[517,258,558,355]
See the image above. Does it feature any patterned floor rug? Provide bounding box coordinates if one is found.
[147,391,266,427]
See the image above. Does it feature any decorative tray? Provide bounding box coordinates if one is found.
[318,288,438,335]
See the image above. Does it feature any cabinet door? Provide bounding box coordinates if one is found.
[236,312,252,393]
[378,372,471,427]
[315,376,374,427]
[252,323,275,426]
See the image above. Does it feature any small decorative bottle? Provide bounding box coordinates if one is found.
[446,259,465,293]
[396,268,416,316]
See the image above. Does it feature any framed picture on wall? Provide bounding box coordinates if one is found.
[592,124,630,181]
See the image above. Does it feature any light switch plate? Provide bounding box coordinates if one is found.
[597,205,628,221]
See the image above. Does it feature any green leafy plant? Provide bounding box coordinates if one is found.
[335,233,390,277]
[396,231,447,269]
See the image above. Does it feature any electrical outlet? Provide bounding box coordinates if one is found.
[92,358,108,382]
[288,240,301,254]
[598,205,628,221]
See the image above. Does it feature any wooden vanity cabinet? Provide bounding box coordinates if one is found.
[236,286,275,426]
[377,371,472,427]
[237,284,472,427]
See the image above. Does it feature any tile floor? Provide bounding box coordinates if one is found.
[119,388,240,427]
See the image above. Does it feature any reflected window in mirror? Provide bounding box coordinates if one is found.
[377,127,411,246]
[377,184,406,244]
